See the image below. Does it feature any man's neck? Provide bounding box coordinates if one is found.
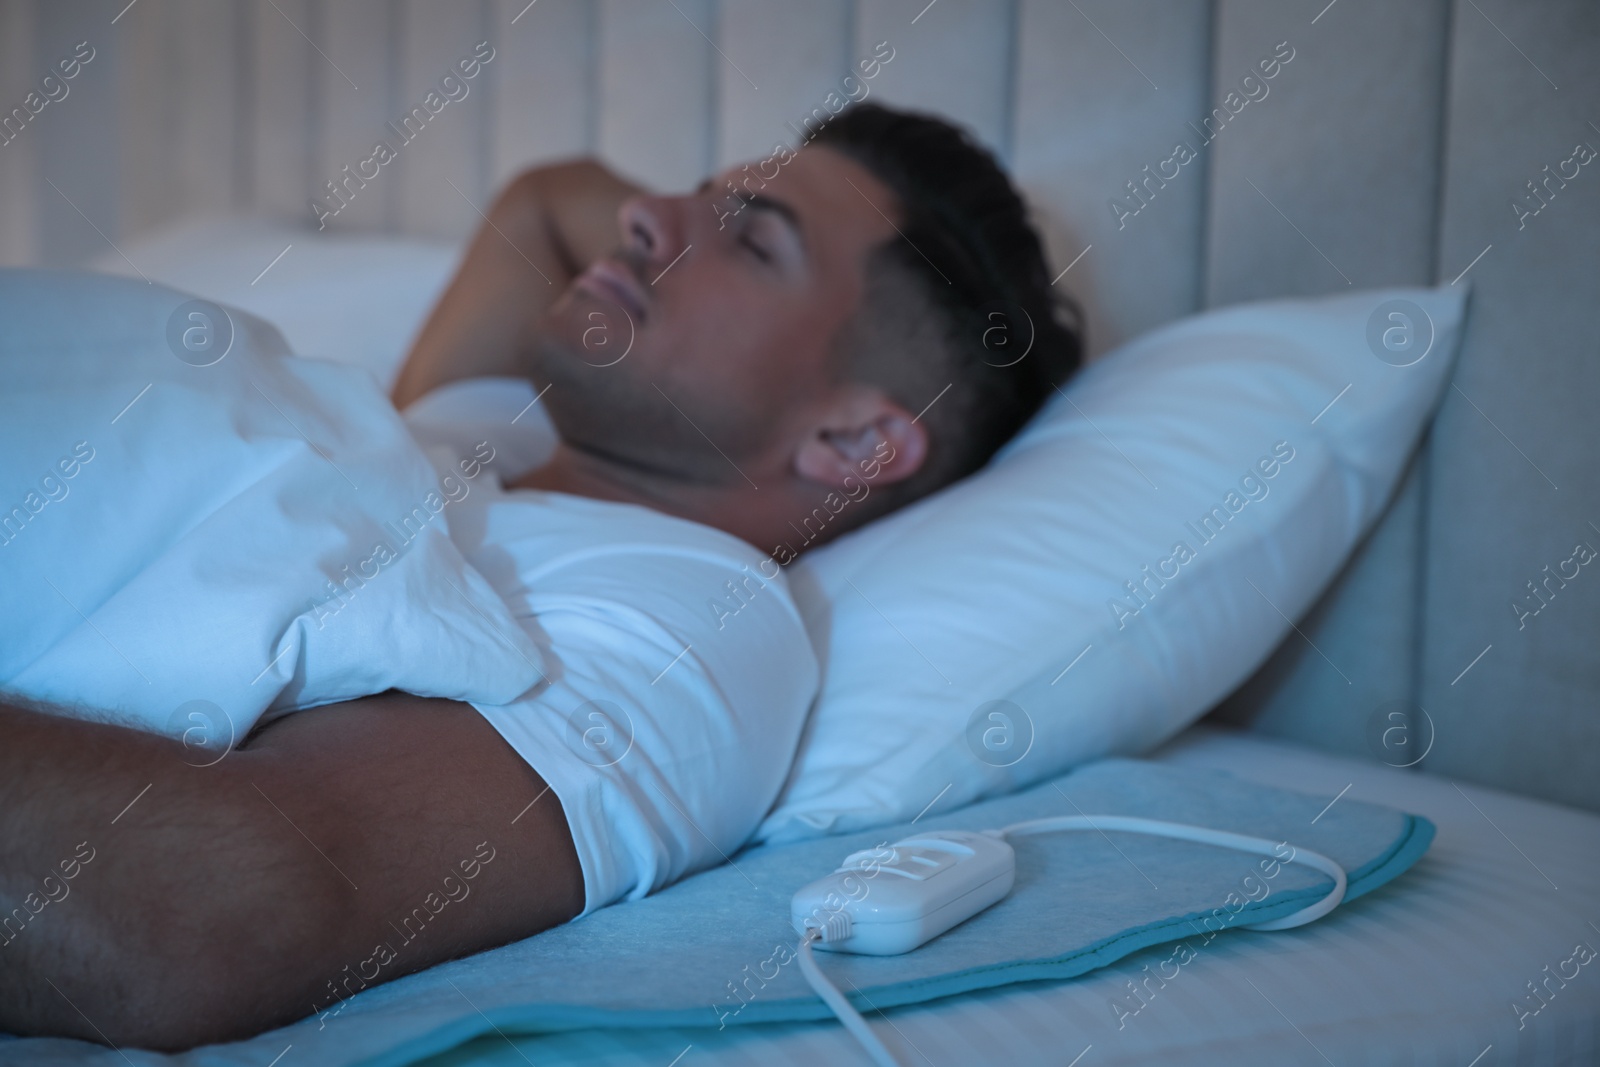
[511,444,776,549]
[512,444,864,559]
[511,444,662,508]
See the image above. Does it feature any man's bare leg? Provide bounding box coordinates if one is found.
[0,692,582,1049]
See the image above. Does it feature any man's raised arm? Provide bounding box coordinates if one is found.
[0,693,582,1049]
[389,158,645,409]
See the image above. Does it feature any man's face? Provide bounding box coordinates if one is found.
[529,145,900,483]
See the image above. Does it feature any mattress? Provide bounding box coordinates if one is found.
[413,724,1600,1066]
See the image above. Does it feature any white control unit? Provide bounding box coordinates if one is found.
[791,829,1016,956]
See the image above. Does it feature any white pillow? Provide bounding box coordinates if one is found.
[92,215,460,389]
[0,269,545,752]
[759,285,1467,841]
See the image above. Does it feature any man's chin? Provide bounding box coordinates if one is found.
[537,291,638,369]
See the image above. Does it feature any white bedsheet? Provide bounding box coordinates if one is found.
[416,725,1600,1066]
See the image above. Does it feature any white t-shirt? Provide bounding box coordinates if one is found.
[410,428,819,916]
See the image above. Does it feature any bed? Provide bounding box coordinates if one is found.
[3,0,1597,1063]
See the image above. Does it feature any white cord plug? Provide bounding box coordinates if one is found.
[803,907,853,944]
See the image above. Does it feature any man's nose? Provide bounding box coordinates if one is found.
[618,195,685,269]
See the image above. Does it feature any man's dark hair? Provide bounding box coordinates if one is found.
[812,103,1084,505]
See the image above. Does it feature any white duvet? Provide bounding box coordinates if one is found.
[0,270,544,751]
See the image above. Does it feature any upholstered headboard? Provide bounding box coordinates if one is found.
[2,0,1596,810]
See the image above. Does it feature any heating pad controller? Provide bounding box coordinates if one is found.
[790,829,1016,956]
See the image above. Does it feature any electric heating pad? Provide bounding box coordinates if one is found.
[0,758,1434,1067]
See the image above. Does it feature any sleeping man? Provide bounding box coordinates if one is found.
[0,103,1080,1048]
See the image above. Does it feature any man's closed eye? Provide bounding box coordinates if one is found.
[741,231,772,263]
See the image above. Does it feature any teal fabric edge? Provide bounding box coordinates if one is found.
[353,813,1436,1067]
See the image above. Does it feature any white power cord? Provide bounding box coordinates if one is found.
[795,815,1349,1065]
[990,815,1349,930]
[797,922,903,1067]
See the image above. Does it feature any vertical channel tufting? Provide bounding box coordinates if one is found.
[486,0,596,187]
[707,0,723,179]
[1203,0,1451,768]
[996,0,1017,169]
[36,1,130,261]
[1420,0,1600,810]
[232,0,253,210]
[854,0,1014,162]
[1408,0,1457,785]
[596,0,716,193]
[1202,0,1449,305]
[714,0,851,172]
[37,3,118,256]
[0,0,38,266]
[1012,0,1212,360]
[394,0,491,240]
[315,0,397,233]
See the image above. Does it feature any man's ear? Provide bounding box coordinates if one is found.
[793,396,928,489]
